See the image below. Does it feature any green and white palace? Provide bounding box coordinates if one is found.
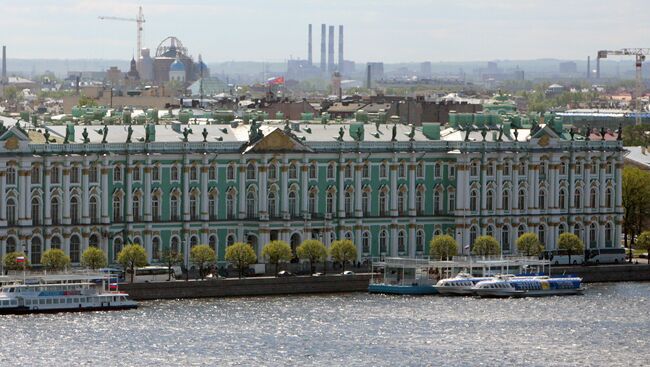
[0,114,624,266]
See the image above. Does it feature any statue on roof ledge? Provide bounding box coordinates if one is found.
[391,124,397,142]
[102,125,108,144]
[202,128,208,142]
[408,125,415,141]
[600,126,607,141]
[337,126,345,141]
[126,125,133,143]
[43,129,50,144]
[585,124,591,141]
[182,127,193,142]
[617,123,623,141]
[82,128,89,144]
[569,128,575,141]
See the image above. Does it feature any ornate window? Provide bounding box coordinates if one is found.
[288,164,297,179]
[309,163,318,179]
[470,189,478,212]
[6,167,16,185]
[31,198,41,225]
[171,166,179,181]
[247,163,256,180]
[31,165,40,184]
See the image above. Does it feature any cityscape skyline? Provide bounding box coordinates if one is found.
[2,0,648,63]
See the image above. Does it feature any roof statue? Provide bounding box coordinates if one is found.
[202,128,208,142]
[408,125,415,141]
[391,124,397,142]
[337,126,345,141]
[585,124,591,141]
[617,124,623,141]
[182,127,193,142]
[497,126,504,142]
[43,129,50,144]
[248,120,262,143]
[481,127,487,141]
[464,126,471,142]
[82,128,89,144]
[569,128,575,141]
[513,127,519,141]
[102,125,108,144]
[126,125,133,143]
[284,119,291,134]
[600,126,607,141]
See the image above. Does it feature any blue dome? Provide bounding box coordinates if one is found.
[170,59,185,72]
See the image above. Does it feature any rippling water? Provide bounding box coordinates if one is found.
[0,282,648,366]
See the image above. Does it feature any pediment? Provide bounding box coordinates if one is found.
[244,128,312,153]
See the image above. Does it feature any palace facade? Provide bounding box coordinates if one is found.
[0,117,624,267]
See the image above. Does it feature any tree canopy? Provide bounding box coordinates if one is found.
[429,235,458,260]
[190,244,216,279]
[117,244,148,283]
[161,248,183,281]
[329,240,357,272]
[471,236,500,256]
[261,240,292,274]
[516,233,544,256]
[558,233,584,264]
[3,252,29,271]
[225,242,257,278]
[42,249,71,271]
[81,247,107,270]
[635,231,650,264]
[296,240,328,275]
[622,167,650,253]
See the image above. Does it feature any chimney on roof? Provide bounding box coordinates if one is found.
[328,25,335,73]
[320,24,326,72]
[1,45,6,83]
[308,24,313,66]
[338,25,344,74]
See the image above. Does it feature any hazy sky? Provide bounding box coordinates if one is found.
[2,0,648,63]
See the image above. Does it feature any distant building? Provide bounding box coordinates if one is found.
[139,48,154,81]
[559,61,578,74]
[420,62,432,78]
[367,62,384,88]
[169,57,186,83]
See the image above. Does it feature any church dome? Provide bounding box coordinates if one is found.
[170,58,185,72]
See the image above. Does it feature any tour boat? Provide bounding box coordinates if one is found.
[0,275,137,314]
[369,258,446,295]
[472,275,585,298]
[433,273,494,295]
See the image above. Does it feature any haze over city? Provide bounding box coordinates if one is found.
[3,0,649,62]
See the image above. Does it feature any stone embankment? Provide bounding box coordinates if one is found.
[552,263,650,283]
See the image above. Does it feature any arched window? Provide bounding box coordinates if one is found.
[538,189,546,210]
[309,163,317,179]
[171,237,180,254]
[31,165,40,184]
[589,223,597,248]
[362,191,370,215]
[6,167,16,185]
[433,190,441,213]
[502,189,510,211]
[132,195,141,221]
[246,191,257,219]
[486,190,494,211]
[288,191,297,217]
[31,237,42,265]
[379,191,388,216]
[226,165,235,180]
[6,237,16,253]
[112,238,123,261]
[7,198,16,226]
[345,191,353,215]
[559,223,566,235]
[31,198,41,225]
[605,188,613,208]
[379,230,388,254]
[51,166,60,184]
[209,235,217,254]
[574,188,582,209]
[518,189,526,210]
[112,195,122,222]
[152,195,160,221]
[190,236,198,248]
[486,225,494,238]
[89,234,99,248]
[362,232,370,254]
[171,196,179,221]
[448,191,455,213]
[502,226,510,253]
[226,234,235,247]
[327,163,335,179]
[559,188,567,210]
[70,197,80,224]
[51,236,61,250]
[416,230,425,253]
[309,191,317,214]
[268,163,277,180]
[560,161,567,175]
[605,223,613,247]
[209,193,217,220]
[70,235,81,263]
[538,225,546,247]
[326,192,335,214]
[573,224,582,240]
[51,197,60,224]
[227,192,236,219]
[152,237,161,261]
[590,188,597,208]
[398,231,406,253]
[288,164,297,179]
[380,163,388,178]
[397,190,406,214]
[268,191,278,217]
[434,162,442,178]
[246,163,256,180]
[189,166,198,181]
[518,224,526,239]
[415,190,424,214]
[470,161,479,176]
[469,226,478,247]
[89,196,99,223]
[190,194,198,220]
[416,162,423,178]
[470,189,478,212]
[345,164,353,179]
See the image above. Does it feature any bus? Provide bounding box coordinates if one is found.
[127,266,182,283]
[540,250,585,265]
[585,248,626,264]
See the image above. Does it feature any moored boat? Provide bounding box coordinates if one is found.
[472,276,584,298]
[433,273,493,295]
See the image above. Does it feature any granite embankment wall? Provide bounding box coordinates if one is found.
[121,274,372,301]
[552,264,650,283]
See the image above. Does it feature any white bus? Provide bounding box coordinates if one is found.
[585,248,626,264]
[541,250,585,265]
[128,266,182,283]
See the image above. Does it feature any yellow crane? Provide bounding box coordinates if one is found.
[597,48,649,126]
[98,6,145,70]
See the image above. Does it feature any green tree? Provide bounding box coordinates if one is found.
[41,249,71,271]
[3,252,30,272]
[190,244,216,280]
[558,233,584,265]
[516,233,544,256]
[329,240,357,272]
[225,242,257,278]
[471,236,500,257]
[78,95,98,107]
[261,240,292,275]
[622,167,650,262]
[161,248,183,281]
[635,231,650,264]
[81,247,107,270]
[296,239,328,275]
[429,235,458,260]
[117,244,148,283]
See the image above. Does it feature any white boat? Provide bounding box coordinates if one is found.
[472,276,585,298]
[0,275,137,314]
[433,273,493,295]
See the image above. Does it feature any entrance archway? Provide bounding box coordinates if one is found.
[290,232,302,256]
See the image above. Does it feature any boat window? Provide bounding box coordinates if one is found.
[67,299,73,304]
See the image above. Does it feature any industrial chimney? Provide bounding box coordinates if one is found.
[308,24,313,65]
[587,56,591,80]
[320,24,326,72]
[338,25,344,74]
[328,26,335,73]
[1,46,6,83]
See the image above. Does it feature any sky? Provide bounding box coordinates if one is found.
[1,0,648,63]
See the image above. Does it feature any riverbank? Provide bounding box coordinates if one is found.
[552,263,650,282]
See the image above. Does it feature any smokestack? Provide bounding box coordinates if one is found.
[328,25,335,73]
[320,24,326,72]
[587,56,591,80]
[367,64,372,89]
[1,46,6,82]
[308,24,313,65]
[338,25,344,74]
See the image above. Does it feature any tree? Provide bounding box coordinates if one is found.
[3,252,30,272]
[635,231,650,264]
[81,247,107,270]
[622,167,650,262]
[329,240,357,272]
[429,235,458,260]
[190,244,216,280]
[41,249,71,271]
[558,233,584,265]
[296,240,328,275]
[261,240,292,275]
[471,236,500,257]
[516,233,544,256]
[225,242,257,278]
[161,248,183,281]
[117,244,148,283]
[78,95,98,107]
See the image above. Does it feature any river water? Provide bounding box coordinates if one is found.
[0,282,648,366]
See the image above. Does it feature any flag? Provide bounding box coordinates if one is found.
[16,256,25,263]
[267,76,284,85]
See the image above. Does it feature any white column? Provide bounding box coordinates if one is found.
[408,156,416,216]
[44,159,51,225]
[301,159,308,217]
[355,159,363,217]
[126,157,133,222]
[496,159,503,211]
[62,161,71,225]
[480,157,487,211]
[144,226,152,262]
[19,161,29,224]
[200,155,208,221]
[238,159,246,219]
[338,159,345,218]
[0,161,6,222]
[144,156,152,222]
[81,158,90,224]
[182,157,190,221]
[258,158,268,219]
[101,157,109,223]
[390,159,397,216]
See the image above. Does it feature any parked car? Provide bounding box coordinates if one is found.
[277,270,294,277]
[341,270,355,276]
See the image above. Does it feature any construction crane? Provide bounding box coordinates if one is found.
[98,6,145,70]
[597,48,649,126]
